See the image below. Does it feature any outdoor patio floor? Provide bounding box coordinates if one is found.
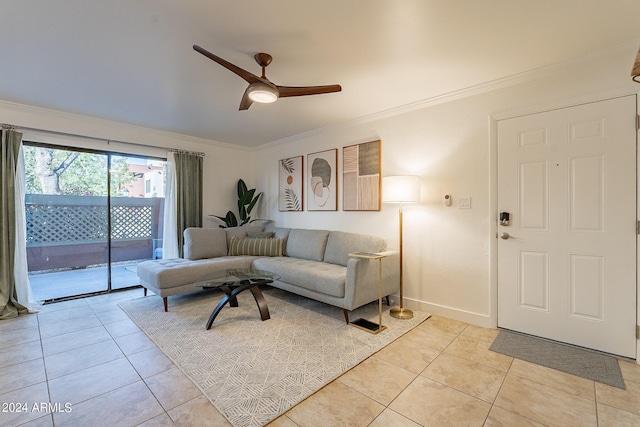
[29,262,143,302]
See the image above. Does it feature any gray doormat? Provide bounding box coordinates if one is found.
[490,330,625,389]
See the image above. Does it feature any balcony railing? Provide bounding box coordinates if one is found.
[26,194,164,272]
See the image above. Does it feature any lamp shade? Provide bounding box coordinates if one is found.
[382,175,420,203]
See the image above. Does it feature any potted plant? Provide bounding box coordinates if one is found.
[214,179,262,228]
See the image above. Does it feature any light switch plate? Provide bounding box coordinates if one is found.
[459,197,471,209]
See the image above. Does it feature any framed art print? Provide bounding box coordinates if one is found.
[307,149,337,211]
[343,140,381,211]
[278,156,304,211]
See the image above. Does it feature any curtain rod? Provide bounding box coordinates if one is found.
[2,123,205,157]
[171,149,205,157]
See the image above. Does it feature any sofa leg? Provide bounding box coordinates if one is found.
[385,295,390,306]
[342,309,349,324]
[143,288,147,297]
[163,297,168,312]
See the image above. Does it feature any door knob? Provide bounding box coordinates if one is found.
[500,232,511,240]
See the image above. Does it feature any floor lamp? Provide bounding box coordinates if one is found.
[383,175,420,319]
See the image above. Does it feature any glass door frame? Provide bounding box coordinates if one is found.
[24,141,166,302]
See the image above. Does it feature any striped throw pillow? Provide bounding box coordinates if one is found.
[228,236,284,257]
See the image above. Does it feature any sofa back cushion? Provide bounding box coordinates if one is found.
[183,228,227,260]
[224,225,263,247]
[323,231,387,266]
[286,229,330,261]
[264,227,291,254]
[246,231,275,239]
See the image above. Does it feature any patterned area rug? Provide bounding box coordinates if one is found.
[119,287,429,427]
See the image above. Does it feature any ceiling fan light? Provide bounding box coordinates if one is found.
[247,83,279,103]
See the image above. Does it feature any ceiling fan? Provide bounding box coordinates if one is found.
[193,45,342,110]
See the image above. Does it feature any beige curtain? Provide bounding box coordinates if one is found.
[174,151,203,257]
[161,152,179,259]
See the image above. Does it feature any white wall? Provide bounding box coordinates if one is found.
[0,100,251,227]
[251,44,640,327]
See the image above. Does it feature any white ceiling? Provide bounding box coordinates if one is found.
[2,1,639,147]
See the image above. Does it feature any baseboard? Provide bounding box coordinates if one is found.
[390,296,496,329]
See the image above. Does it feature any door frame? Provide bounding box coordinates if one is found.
[488,88,639,360]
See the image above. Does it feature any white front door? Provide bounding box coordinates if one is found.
[497,95,637,358]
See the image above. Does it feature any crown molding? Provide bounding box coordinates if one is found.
[0,99,251,152]
[257,38,640,151]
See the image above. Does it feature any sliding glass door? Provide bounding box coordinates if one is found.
[109,155,166,290]
[24,144,166,301]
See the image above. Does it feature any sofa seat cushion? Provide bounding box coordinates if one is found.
[252,257,346,298]
[137,256,258,290]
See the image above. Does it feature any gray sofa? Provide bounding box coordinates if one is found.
[136,226,399,323]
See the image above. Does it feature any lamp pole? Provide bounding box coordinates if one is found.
[390,203,413,319]
[383,175,419,320]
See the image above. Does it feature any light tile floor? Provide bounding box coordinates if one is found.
[1,289,640,426]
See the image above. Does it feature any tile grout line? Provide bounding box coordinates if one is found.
[37,309,56,426]
[362,319,473,426]
[113,297,176,426]
[6,295,639,426]
[41,292,166,427]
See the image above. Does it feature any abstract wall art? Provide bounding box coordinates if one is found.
[307,149,337,211]
[278,156,304,211]
[343,140,381,211]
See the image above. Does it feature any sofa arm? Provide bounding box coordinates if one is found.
[343,250,400,310]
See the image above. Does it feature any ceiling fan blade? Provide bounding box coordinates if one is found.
[276,84,342,98]
[193,45,261,84]
[239,87,254,110]
[632,45,640,82]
